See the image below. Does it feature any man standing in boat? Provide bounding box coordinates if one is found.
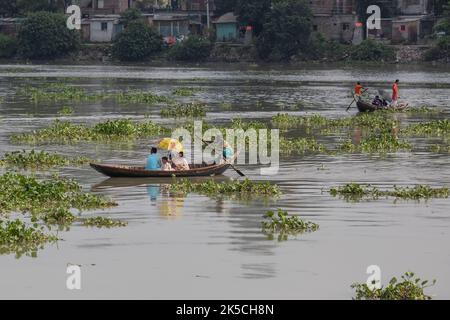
[391,79,400,107]
[354,81,365,97]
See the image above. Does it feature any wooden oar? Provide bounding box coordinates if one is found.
[346,88,368,111]
[199,137,245,177]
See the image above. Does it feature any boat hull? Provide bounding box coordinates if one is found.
[90,163,231,178]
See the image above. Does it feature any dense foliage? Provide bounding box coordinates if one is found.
[349,39,396,61]
[168,36,213,61]
[235,0,271,36]
[0,34,18,58]
[0,0,65,17]
[112,20,162,61]
[256,0,312,61]
[17,12,80,59]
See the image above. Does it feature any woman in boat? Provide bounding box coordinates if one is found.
[223,141,234,162]
[172,151,190,171]
[146,147,162,170]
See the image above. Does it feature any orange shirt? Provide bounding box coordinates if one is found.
[392,83,399,100]
[354,84,363,95]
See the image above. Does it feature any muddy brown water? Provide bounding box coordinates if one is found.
[0,63,449,299]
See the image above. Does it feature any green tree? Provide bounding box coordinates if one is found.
[214,0,239,16]
[0,0,18,17]
[235,0,271,36]
[168,36,213,61]
[256,0,313,61]
[121,7,144,25]
[0,34,18,58]
[112,20,163,61]
[18,11,80,59]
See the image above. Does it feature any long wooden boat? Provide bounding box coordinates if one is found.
[357,100,409,113]
[90,162,231,178]
[356,100,380,112]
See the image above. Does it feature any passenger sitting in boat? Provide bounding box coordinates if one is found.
[223,141,234,162]
[372,95,383,107]
[173,151,190,171]
[145,147,161,170]
[161,157,173,171]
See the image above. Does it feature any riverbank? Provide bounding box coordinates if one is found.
[1,43,446,66]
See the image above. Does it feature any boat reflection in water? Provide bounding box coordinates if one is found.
[147,184,185,219]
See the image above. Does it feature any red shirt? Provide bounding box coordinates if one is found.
[392,83,399,100]
[355,84,363,95]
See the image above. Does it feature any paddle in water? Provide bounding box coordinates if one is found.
[199,137,245,177]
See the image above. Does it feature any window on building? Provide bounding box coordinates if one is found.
[97,0,104,9]
[101,22,108,31]
[342,23,350,31]
[400,25,406,31]
[313,25,318,31]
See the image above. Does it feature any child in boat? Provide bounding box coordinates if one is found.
[161,157,173,171]
[372,95,383,107]
[173,151,190,171]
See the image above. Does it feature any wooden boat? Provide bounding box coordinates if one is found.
[357,100,409,113]
[90,162,231,178]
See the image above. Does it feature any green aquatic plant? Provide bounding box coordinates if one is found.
[0,150,90,169]
[23,84,90,102]
[115,90,173,105]
[172,87,202,96]
[338,133,412,154]
[58,106,74,116]
[352,271,436,300]
[160,102,206,118]
[81,216,127,228]
[330,183,449,201]
[430,144,450,153]
[0,172,117,216]
[41,207,76,227]
[230,118,268,131]
[404,119,450,137]
[169,178,281,198]
[262,209,319,241]
[0,219,58,258]
[11,119,169,144]
[279,137,328,155]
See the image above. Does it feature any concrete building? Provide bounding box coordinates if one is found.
[214,12,238,42]
[310,0,359,44]
[75,0,135,15]
[84,15,124,42]
[396,0,433,15]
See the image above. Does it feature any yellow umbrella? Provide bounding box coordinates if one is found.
[158,138,184,153]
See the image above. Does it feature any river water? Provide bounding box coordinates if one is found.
[0,63,449,299]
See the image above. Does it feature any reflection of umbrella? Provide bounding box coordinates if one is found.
[158,138,184,153]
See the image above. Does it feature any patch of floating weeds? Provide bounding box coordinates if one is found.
[262,209,319,241]
[41,207,76,227]
[58,106,74,116]
[230,118,268,131]
[0,172,117,216]
[0,150,90,169]
[160,102,206,118]
[338,133,412,154]
[352,271,436,300]
[169,178,281,198]
[0,219,58,258]
[172,87,202,96]
[279,137,328,155]
[115,90,173,105]
[330,183,449,201]
[271,113,398,132]
[23,84,91,102]
[404,119,450,137]
[430,144,450,153]
[81,216,127,228]
[221,102,233,110]
[11,119,169,144]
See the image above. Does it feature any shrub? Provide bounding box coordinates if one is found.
[18,12,80,59]
[168,36,212,61]
[112,20,162,61]
[0,34,18,58]
[349,39,396,61]
[424,36,450,61]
